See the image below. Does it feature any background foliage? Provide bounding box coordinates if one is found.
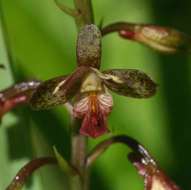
[0,0,191,189]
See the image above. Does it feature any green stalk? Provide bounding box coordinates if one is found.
[70,118,88,190]
[73,0,94,29]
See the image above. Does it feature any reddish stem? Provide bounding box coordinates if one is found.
[6,157,57,190]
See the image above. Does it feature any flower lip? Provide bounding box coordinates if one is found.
[73,92,113,138]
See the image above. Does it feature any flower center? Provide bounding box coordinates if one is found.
[80,72,103,93]
[73,71,113,138]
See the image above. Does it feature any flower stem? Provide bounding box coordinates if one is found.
[6,157,57,190]
[73,0,94,29]
[69,1,94,190]
[70,118,88,190]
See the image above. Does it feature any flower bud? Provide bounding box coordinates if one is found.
[129,152,181,190]
[102,22,191,53]
[119,24,191,53]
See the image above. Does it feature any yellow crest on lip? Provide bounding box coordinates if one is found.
[89,93,98,113]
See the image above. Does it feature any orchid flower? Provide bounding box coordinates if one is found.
[3,22,191,138]
[0,25,156,138]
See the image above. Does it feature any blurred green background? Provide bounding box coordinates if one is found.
[0,0,191,189]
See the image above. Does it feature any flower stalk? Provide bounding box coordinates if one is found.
[70,1,94,190]
[85,135,181,190]
[73,0,94,29]
[69,118,87,190]
[55,0,79,17]
[6,157,57,190]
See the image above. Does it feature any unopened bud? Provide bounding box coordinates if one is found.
[119,24,191,53]
[102,22,191,53]
[129,152,181,190]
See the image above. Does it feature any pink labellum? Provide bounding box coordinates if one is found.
[80,106,108,138]
[73,93,113,138]
[73,96,89,118]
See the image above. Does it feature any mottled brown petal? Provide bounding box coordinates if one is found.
[30,75,67,110]
[99,69,157,98]
[77,24,101,68]
[30,66,91,110]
